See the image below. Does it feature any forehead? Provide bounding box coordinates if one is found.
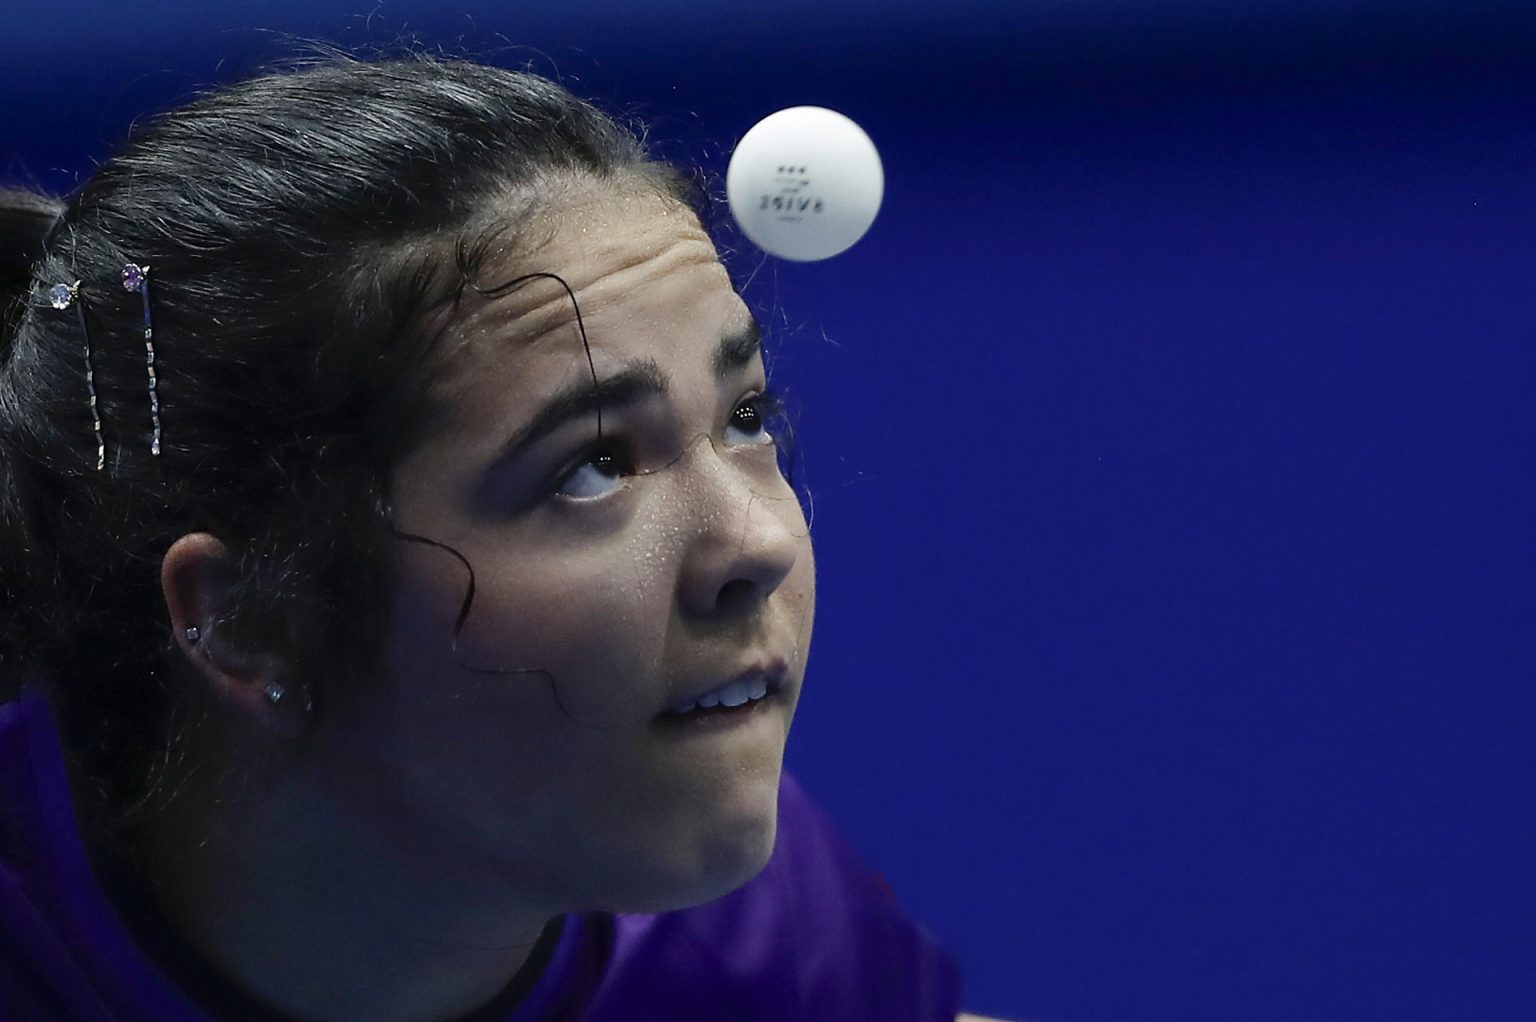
[389,184,760,516]
[435,186,745,390]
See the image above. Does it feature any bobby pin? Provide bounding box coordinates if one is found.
[47,280,106,471]
[121,263,160,456]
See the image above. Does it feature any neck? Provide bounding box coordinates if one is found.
[135,717,556,1022]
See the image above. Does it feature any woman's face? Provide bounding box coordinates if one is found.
[348,185,814,915]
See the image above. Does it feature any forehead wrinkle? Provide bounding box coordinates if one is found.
[449,218,723,358]
[424,203,733,436]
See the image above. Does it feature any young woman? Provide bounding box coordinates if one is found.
[0,56,963,1021]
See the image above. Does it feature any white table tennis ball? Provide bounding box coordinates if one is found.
[726,106,884,262]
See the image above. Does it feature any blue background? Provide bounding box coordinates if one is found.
[5,3,1534,1020]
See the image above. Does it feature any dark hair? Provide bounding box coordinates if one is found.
[0,55,696,850]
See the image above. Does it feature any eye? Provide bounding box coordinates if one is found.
[555,448,627,499]
[725,394,780,447]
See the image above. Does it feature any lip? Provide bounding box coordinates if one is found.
[661,659,789,717]
[653,692,778,733]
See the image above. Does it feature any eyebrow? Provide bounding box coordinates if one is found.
[713,319,762,379]
[490,319,765,465]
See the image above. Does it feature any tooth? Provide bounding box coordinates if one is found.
[671,700,698,714]
[747,677,768,700]
[696,690,721,708]
[717,679,751,708]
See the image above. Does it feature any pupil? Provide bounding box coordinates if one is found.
[734,404,761,431]
[593,451,619,475]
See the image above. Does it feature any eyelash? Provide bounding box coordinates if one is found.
[551,390,786,500]
[729,391,786,443]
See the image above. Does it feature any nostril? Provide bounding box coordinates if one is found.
[713,578,758,616]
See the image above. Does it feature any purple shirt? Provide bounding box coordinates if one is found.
[0,687,960,1021]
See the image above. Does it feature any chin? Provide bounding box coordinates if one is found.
[620,801,781,915]
[693,808,780,904]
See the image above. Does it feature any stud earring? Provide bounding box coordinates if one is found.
[264,682,286,704]
[185,625,201,643]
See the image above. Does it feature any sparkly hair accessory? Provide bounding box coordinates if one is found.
[46,280,106,471]
[121,263,162,456]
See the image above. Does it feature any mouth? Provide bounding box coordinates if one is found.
[656,665,788,724]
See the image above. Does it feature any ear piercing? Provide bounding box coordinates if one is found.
[185,624,298,709]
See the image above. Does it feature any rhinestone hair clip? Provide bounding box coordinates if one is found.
[121,262,162,457]
[47,280,106,471]
[44,261,164,467]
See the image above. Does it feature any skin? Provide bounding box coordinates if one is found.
[151,182,816,1022]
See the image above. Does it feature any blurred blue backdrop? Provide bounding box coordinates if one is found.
[5,3,1535,1020]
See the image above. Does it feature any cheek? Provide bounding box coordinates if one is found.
[787,537,818,661]
[364,546,677,845]
[385,524,682,725]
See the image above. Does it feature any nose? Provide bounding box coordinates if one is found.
[676,451,801,620]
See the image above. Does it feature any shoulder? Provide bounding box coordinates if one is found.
[0,690,209,1022]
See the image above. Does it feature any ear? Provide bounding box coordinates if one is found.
[160,532,309,738]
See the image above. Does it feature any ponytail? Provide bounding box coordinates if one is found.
[0,188,62,349]
[0,187,62,691]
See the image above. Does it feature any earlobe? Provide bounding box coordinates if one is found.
[161,533,308,736]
